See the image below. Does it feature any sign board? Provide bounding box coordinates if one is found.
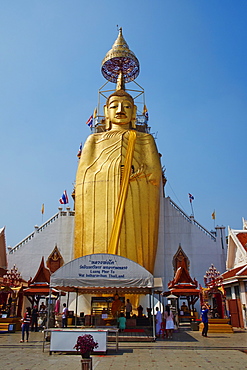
[51,253,154,289]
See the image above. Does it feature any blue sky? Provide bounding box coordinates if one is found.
[1,1,247,247]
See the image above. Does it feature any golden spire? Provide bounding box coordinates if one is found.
[101,27,140,85]
[116,70,125,91]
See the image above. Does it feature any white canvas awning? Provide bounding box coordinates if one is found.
[50,254,154,293]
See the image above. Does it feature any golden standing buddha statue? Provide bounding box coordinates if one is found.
[73,29,162,274]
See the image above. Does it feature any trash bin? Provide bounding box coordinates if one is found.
[190,321,200,331]
[67,317,73,326]
[8,324,16,333]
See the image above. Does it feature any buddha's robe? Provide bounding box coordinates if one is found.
[74,129,162,273]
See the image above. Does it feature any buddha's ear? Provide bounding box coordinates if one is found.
[104,104,111,130]
[131,105,137,129]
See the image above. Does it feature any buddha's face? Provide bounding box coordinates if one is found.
[105,95,136,126]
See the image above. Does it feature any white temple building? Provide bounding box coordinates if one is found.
[7,195,227,293]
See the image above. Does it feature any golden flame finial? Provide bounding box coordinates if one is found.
[101,28,140,85]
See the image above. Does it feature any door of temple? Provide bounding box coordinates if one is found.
[228,299,244,328]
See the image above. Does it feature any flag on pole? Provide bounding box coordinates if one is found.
[86,114,93,127]
[212,210,216,220]
[188,193,194,203]
[59,190,69,204]
[77,142,82,158]
[41,204,44,214]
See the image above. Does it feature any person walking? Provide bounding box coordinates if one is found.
[125,299,132,319]
[20,307,32,342]
[155,307,162,338]
[62,303,68,328]
[201,303,209,337]
[31,305,39,332]
[164,305,174,339]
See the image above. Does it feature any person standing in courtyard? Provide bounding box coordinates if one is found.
[111,294,123,319]
[164,305,174,339]
[125,299,132,319]
[20,307,32,343]
[62,303,68,328]
[31,305,39,332]
[155,307,162,337]
[201,303,209,337]
[118,312,127,332]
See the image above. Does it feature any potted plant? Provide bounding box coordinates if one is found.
[74,334,98,358]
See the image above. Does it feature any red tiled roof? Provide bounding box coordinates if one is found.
[30,257,50,284]
[170,288,200,295]
[236,233,247,251]
[168,266,198,289]
[23,287,59,295]
[222,265,247,279]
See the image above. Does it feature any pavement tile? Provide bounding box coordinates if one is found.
[0,330,247,369]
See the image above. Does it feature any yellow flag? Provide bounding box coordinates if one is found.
[211,211,215,220]
[93,107,97,119]
[41,204,45,214]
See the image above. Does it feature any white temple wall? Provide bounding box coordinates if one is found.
[8,198,227,302]
[7,208,74,281]
[154,197,227,290]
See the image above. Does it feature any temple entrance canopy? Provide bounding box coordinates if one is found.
[50,254,154,294]
[50,254,159,338]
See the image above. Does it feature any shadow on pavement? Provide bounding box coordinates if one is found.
[157,331,198,342]
[100,348,134,356]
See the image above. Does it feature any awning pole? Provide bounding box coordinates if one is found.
[67,291,70,307]
[75,289,78,327]
[47,287,52,329]
[152,289,155,340]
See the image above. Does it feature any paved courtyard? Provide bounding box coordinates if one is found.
[0,329,246,369]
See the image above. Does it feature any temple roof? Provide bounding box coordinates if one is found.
[236,232,247,251]
[0,227,7,269]
[172,266,197,286]
[29,257,50,284]
[222,264,247,280]
[168,265,199,297]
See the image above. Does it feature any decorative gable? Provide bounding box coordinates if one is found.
[173,244,190,274]
[227,226,247,270]
[234,246,245,266]
[46,244,64,273]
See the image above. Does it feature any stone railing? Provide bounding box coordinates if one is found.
[8,207,75,254]
[169,198,216,242]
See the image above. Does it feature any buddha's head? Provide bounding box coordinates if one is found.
[104,90,137,130]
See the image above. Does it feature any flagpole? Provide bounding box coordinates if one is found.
[190,201,194,217]
[188,194,194,217]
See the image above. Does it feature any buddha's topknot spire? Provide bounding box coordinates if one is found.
[101,27,140,85]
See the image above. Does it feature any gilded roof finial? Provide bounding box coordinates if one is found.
[116,70,125,91]
[101,28,140,86]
